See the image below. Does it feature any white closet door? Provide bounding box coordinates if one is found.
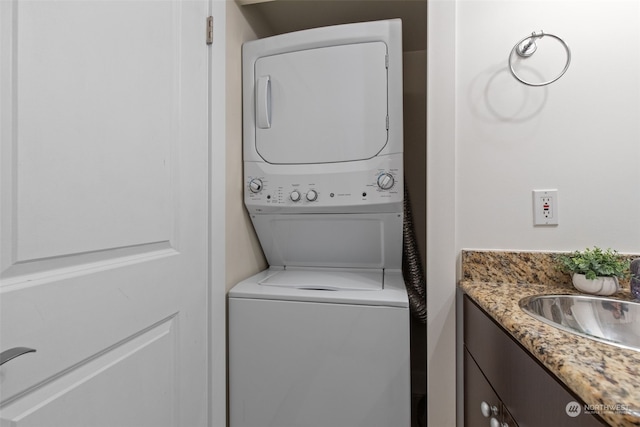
[0,1,211,426]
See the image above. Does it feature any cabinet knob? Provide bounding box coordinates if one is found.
[480,401,499,418]
[490,418,509,427]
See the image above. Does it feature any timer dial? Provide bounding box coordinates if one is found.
[249,178,263,193]
[377,173,395,190]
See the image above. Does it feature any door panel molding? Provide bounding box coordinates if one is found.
[1,243,178,291]
[13,0,179,262]
[1,315,177,424]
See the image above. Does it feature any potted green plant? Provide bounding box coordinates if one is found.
[556,247,630,295]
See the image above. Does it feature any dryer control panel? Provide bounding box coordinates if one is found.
[245,154,402,214]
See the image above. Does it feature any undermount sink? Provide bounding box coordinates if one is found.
[519,294,640,351]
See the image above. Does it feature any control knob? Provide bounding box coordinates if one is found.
[377,173,395,190]
[249,178,263,193]
[306,190,318,202]
[290,190,301,202]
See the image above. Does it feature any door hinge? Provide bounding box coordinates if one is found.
[385,54,389,69]
[206,16,214,45]
[386,115,389,130]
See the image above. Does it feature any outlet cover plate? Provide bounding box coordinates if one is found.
[533,189,558,226]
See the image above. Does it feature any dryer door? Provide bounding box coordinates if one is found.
[254,42,388,164]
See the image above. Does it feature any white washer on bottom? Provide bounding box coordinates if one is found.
[228,267,411,427]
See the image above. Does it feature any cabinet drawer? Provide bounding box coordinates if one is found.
[464,295,604,426]
[464,349,507,427]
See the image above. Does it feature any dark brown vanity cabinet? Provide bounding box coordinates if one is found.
[463,295,605,427]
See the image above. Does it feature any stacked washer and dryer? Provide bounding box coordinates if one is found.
[228,19,411,427]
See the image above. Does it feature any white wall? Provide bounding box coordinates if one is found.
[426,2,457,425]
[428,1,640,426]
[456,0,640,253]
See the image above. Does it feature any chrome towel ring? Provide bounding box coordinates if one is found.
[508,31,571,87]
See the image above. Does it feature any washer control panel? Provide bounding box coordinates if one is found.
[245,155,402,213]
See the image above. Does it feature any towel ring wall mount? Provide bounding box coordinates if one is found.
[509,31,571,87]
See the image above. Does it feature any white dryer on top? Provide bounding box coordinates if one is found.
[242,18,404,271]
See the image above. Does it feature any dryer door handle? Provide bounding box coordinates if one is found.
[256,75,271,129]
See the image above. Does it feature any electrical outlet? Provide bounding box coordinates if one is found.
[533,189,558,226]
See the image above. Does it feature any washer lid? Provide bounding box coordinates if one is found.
[259,268,383,291]
[229,268,408,308]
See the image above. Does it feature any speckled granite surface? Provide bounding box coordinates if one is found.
[459,250,640,427]
[462,249,635,289]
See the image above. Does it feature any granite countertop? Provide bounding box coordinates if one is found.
[459,250,640,427]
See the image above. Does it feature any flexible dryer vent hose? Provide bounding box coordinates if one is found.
[402,184,427,323]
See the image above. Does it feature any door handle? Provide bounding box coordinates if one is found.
[256,75,271,129]
[0,347,36,366]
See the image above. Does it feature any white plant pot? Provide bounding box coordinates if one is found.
[571,273,620,296]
